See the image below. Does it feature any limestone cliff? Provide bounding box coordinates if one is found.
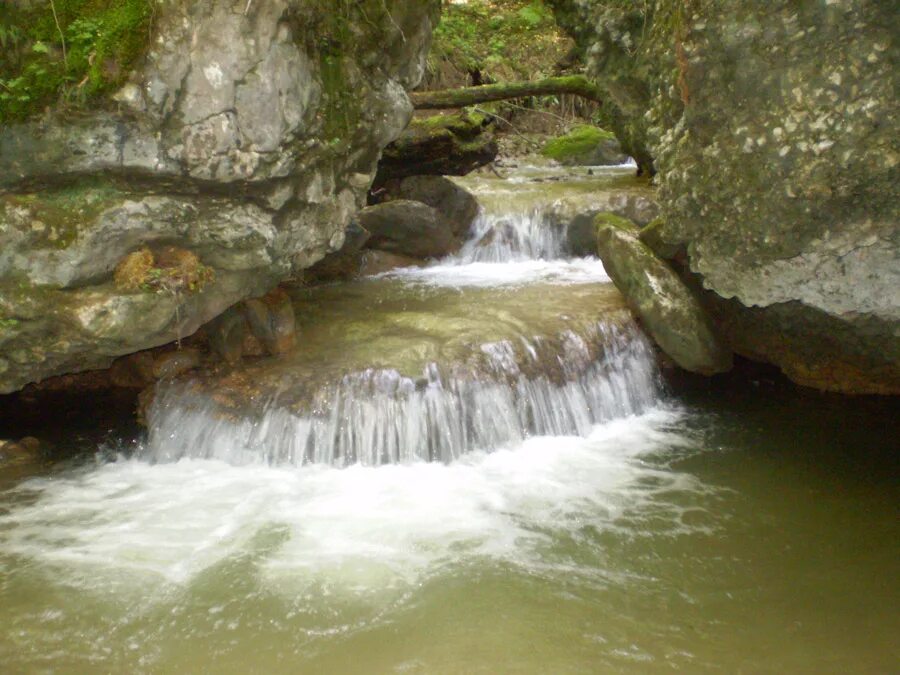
[0,0,440,393]
[550,0,899,393]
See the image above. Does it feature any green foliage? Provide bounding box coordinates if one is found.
[429,0,562,84]
[0,0,154,123]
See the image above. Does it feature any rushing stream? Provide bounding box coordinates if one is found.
[1,164,897,673]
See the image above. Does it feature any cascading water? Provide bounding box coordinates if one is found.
[141,163,664,468]
[453,205,569,262]
[144,322,660,466]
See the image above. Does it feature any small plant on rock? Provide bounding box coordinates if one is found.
[114,246,215,294]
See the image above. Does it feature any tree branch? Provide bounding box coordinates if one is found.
[410,75,604,109]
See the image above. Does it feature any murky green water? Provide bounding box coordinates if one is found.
[1,384,896,674]
[1,164,897,673]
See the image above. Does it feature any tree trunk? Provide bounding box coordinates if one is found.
[410,76,603,109]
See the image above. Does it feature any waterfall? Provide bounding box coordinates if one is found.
[143,321,662,467]
[453,205,568,263]
[142,170,662,468]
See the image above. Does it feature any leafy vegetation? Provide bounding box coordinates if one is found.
[427,0,568,87]
[0,0,154,123]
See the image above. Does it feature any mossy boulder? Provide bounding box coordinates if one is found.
[375,110,498,184]
[542,125,626,166]
[596,215,732,375]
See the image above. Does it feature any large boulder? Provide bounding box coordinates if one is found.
[550,0,899,393]
[374,110,498,184]
[595,215,732,375]
[360,200,460,259]
[0,0,441,393]
[379,175,479,237]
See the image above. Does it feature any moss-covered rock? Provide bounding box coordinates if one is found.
[638,217,680,260]
[375,110,498,184]
[596,215,732,375]
[541,124,626,166]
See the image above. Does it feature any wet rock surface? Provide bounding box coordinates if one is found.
[379,175,480,238]
[595,215,732,376]
[0,0,441,393]
[148,276,636,418]
[360,200,461,260]
[550,0,899,393]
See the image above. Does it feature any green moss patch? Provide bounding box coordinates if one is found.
[541,124,615,162]
[593,211,638,233]
[2,180,123,250]
[0,0,154,123]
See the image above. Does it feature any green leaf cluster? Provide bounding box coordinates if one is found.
[0,0,154,123]
[429,0,560,83]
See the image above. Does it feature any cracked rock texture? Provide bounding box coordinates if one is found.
[551,0,899,393]
[0,0,440,393]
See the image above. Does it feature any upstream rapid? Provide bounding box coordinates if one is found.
[0,164,897,673]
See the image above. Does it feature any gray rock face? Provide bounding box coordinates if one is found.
[361,200,460,260]
[595,217,732,376]
[551,0,899,393]
[0,0,440,393]
[303,219,372,283]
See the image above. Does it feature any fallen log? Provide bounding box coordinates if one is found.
[410,75,603,109]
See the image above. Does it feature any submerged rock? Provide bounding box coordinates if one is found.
[595,215,732,375]
[0,436,42,467]
[359,251,425,276]
[0,0,441,393]
[360,200,460,259]
[243,288,296,356]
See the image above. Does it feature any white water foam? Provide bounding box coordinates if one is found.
[142,321,659,466]
[0,409,698,597]
[386,257,610,288]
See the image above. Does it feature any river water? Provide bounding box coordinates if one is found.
[0,164,897,673]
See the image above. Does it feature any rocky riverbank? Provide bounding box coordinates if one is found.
[0,0,441,394]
